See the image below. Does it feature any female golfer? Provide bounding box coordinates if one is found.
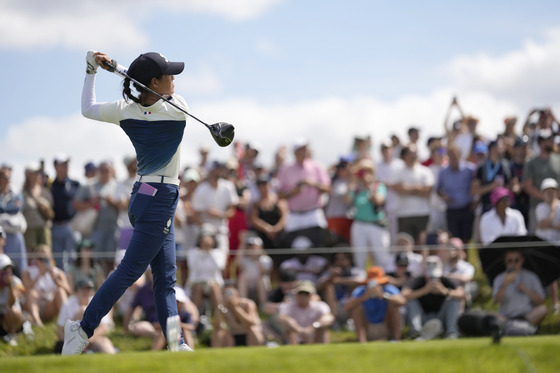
[63,51,192,354]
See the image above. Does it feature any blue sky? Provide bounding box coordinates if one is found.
[1,0,560,187]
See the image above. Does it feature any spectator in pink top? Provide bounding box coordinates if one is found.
[277,138,331,246]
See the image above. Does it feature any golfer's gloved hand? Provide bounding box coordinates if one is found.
[86,50,99,74]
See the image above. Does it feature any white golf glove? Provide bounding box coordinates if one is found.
[86,50,99,74]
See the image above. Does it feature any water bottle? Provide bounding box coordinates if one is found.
[166,315,181,352]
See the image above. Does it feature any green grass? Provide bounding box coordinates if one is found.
[2,336,560,373]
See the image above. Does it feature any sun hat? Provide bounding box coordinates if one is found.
[365,266,389,285]
[295,280,316,294]
[490,186,513,207]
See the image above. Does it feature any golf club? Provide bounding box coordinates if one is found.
[101,60,235,147]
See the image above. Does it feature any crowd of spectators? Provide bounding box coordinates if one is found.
[1,97,560,350]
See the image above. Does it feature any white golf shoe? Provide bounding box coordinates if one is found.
[178,343,194,352]
[61,320,89,355]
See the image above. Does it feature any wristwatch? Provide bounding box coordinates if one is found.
[312,321,321,329]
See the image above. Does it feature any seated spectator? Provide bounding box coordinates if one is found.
[235,234,273,308]
[262,269,297,343]
[56,278,116,354]
[22,245,72,326]
[174,286,198,350]
[386,252,413,290]
[479,187,527,246]
[402,255,465,340]
[492,248,547,334]
[316,252,366,327]
[345,159,392,271]
[385,232,424,277]
[438,238,477,309]
[535,178,560,242]
[123,270,165,351]
[211,283,264,347]
[279,236,328,284]
[344,266,406,342]
[185,224,227,313]
[0,253,25,346]
[66,238,105,292]
[277,281,334,345]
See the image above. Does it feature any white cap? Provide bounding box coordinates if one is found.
[182,168,200,183]
[54,152,70,164]
[0,226,5,239]
[25,161,41,173]
[541,178,559,191]
[0,253,13,270]
[292,137,309,152]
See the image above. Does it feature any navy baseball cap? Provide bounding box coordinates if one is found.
[128,52,185,86]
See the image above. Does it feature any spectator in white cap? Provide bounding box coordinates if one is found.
[50,152,81,272]
[235,232,273,308]
[276,138,331,246]
[0,253,25,346]
[534,177,560,312]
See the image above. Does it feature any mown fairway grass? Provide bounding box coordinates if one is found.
[2,335,559,373]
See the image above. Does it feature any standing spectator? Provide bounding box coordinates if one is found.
[211,283,264,347]
[344,266,406,342]
[509,136,531,226]
[454,107,480,163]
[443,96,465,151]
[56,279,116,354]
[250,175,288,261]
[436,145,475,243]
[192,161,239,254]
[316,252,366,327]
[0,168,28,272]
[501,116,521,160]
[479,187,527,246]
[392,144,434,244]
[21,162,55,255]
[535,178,560,242]
[345,159,391,271]
[74,160,121,273]
[402,255,465,340]
[351,135,373,162]
[522,128,560,232]
[0,253,25,346]
[83,162,97,184]
[492,249,547,333]
[22,245,72,326]
[50,153,81,272]
[235,234,273,308]
[376,140,404,243]
[277,138,331,247]
[277,281,335,345]
[324,158,353,244]
[471,139,512,215]
[427,145,448,233]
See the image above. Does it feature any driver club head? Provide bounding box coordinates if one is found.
[209,122,235,147]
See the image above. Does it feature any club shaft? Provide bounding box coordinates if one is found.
[102,61,210,129]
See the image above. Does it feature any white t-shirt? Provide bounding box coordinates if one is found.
[239,255,273,282]
[186,247,227,286]
[534,201,560,242]
[443,260,475,280]
[479,208,528,246]
[278,299,331,328]
[377,158,404,215]
[0,276,23,312]
[279,255,328,284]
[192,179,239,232]
[392,164,434,217]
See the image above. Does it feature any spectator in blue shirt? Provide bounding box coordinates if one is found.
[344,266,406,342]
[436,145,476,243]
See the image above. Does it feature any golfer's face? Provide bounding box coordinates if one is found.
[156,74,175,96]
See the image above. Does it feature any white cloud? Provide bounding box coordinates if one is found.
[0,0,284,50]
[175,67,224,96]
[447,28,560,108]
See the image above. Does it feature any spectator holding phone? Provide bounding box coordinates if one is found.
[0,254,25,346]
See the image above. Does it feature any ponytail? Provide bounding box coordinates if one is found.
[122,78,141,104]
